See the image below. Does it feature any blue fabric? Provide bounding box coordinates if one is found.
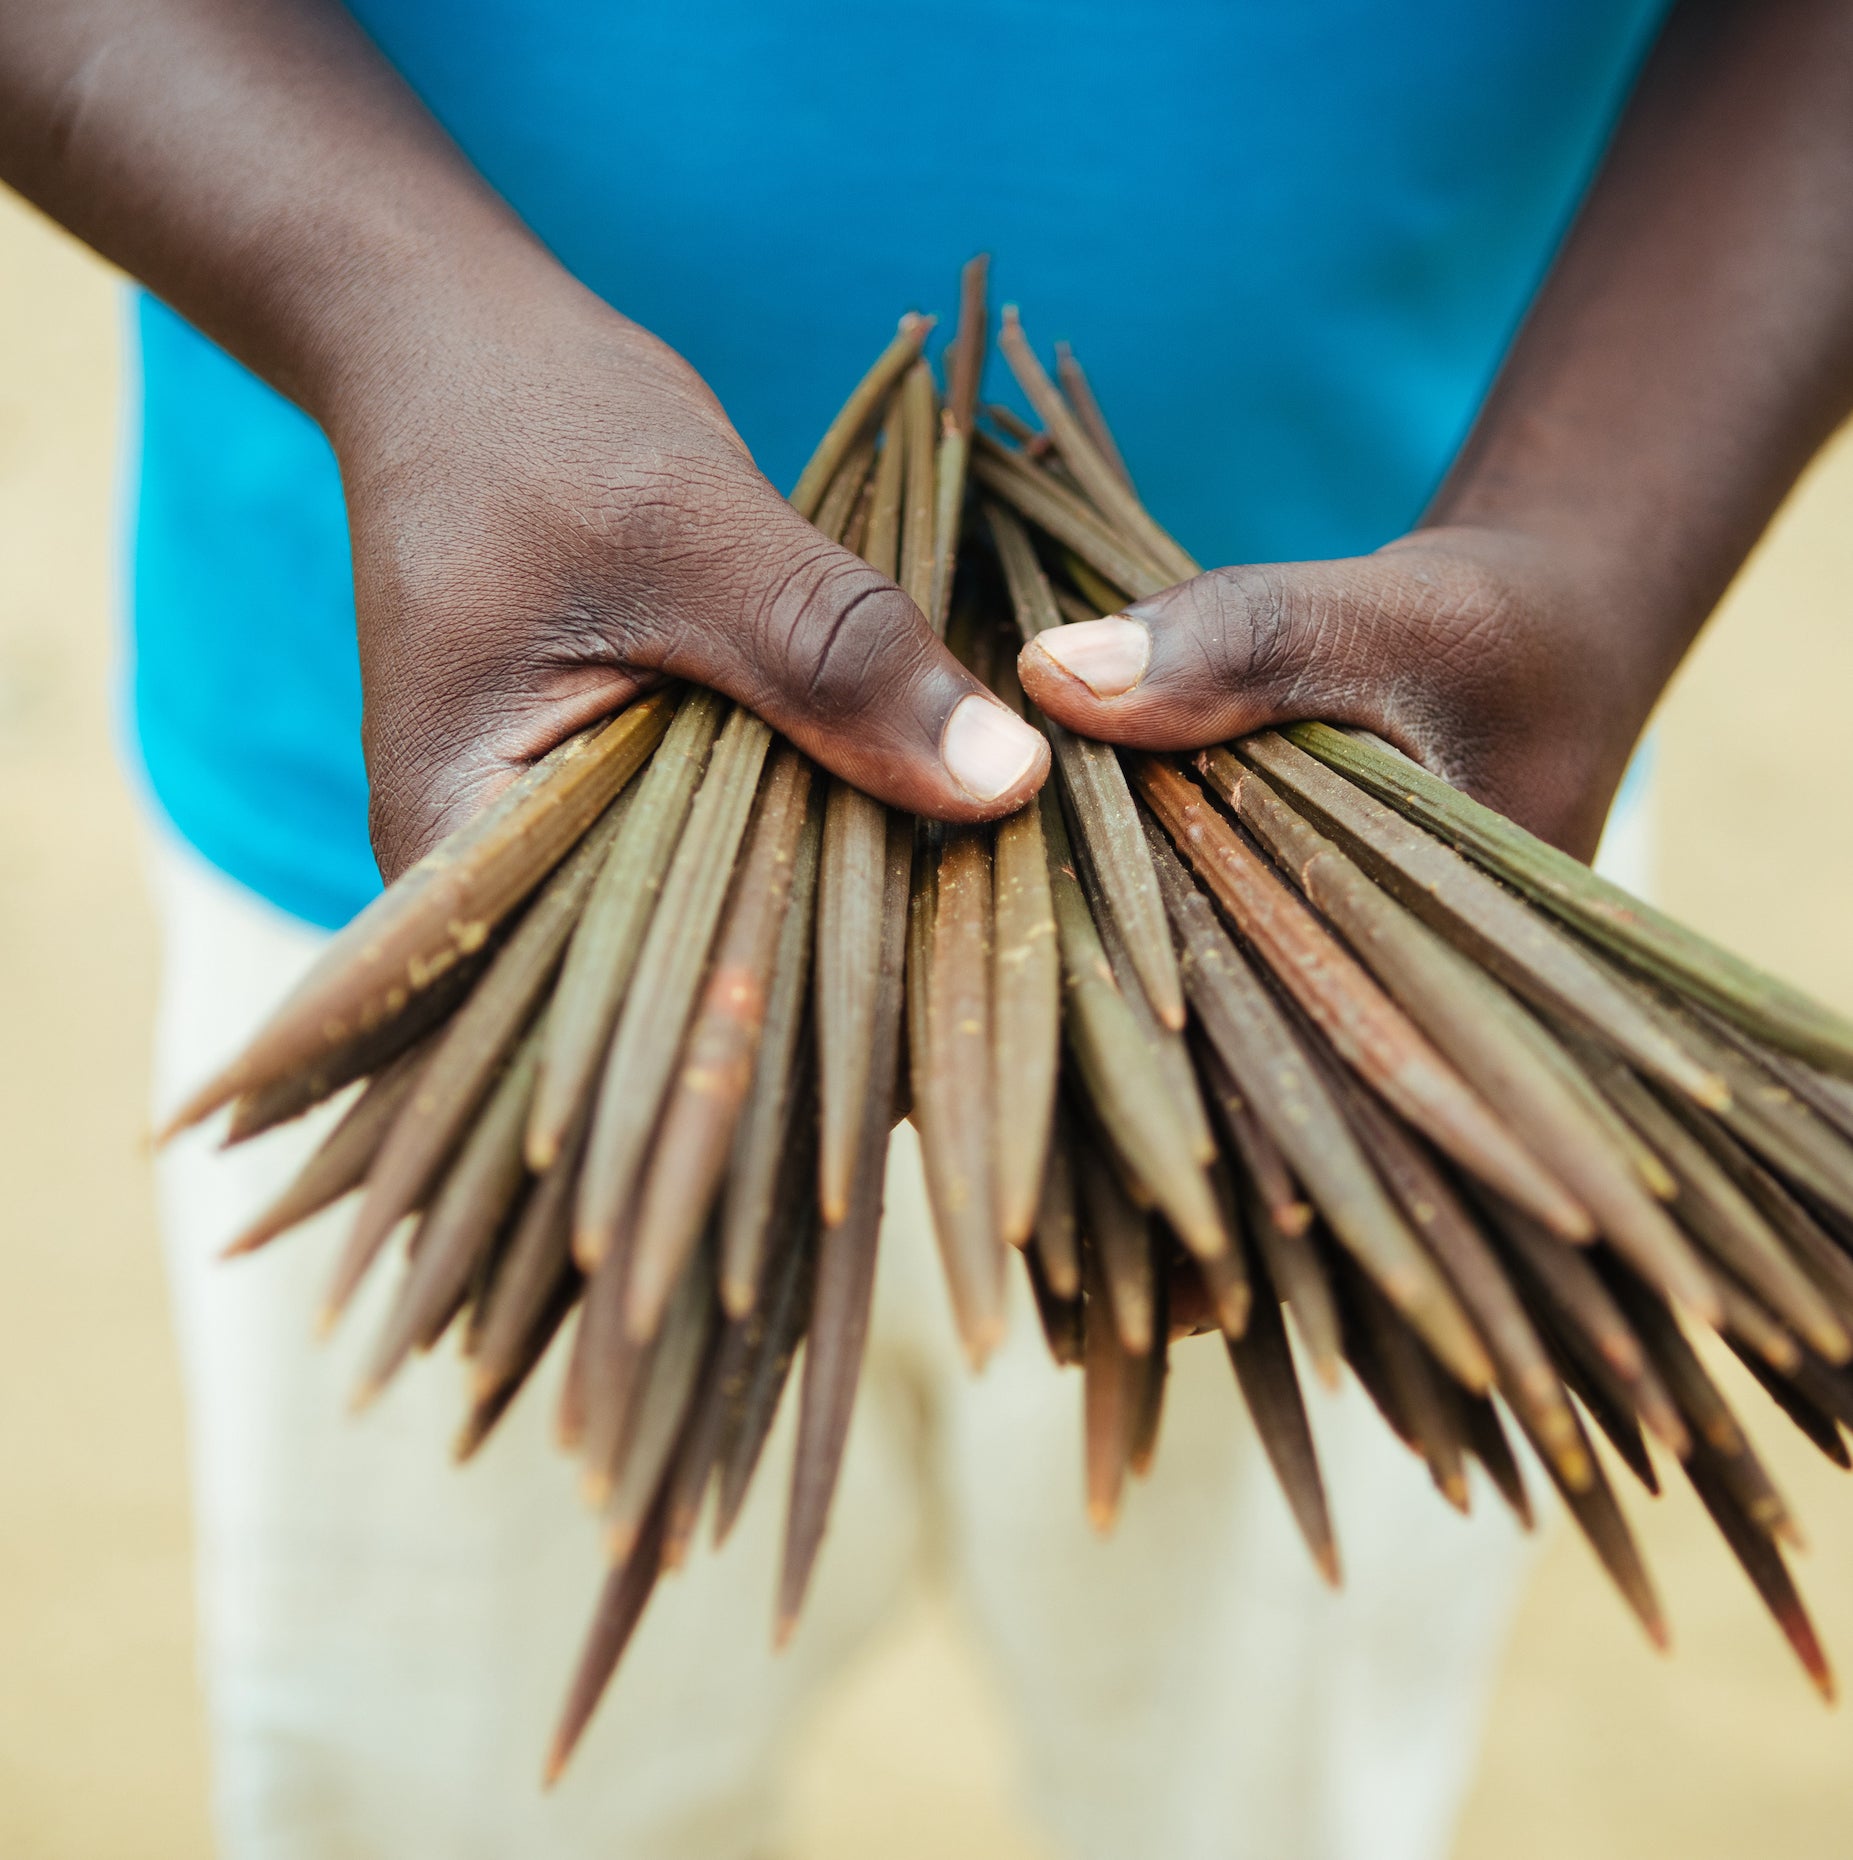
[126,0,1667,929]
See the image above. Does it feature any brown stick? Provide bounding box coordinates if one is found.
[1139,755,1617,1246]
[574,706,774,1269]
[989,502,1183,1029]
[624,748,814,1341]
[163,698,673,1138]
[222,1038,432,1257]
[776,812,910,1641]
[324,795,630,1326]
[1239,730,1726,1111]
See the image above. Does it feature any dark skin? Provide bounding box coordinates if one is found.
[2,0,1851,880]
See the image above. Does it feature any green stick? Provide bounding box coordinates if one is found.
[1285,721,1853,1078]
[990,500,1182,1029]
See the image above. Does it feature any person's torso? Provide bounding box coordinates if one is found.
[128,0,1665,927]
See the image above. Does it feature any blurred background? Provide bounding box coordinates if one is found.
[3,188,1852,1858]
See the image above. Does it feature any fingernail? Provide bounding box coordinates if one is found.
[1030,617,1150,697]
[942,695,1044,803]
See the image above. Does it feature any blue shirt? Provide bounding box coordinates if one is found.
[127,0,1665,929]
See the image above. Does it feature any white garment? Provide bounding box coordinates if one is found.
[149,780,1652,1860]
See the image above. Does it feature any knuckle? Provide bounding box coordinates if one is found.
[750,551,932,725]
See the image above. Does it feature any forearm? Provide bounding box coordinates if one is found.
[0,0,578,435]
[1428,0,1853,704]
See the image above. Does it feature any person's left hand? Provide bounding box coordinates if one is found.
[1016,522,1661,862]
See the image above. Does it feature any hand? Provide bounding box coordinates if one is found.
[1016,524,1659,861]
[337,291,1048,878]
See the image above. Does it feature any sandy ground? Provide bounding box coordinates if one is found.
[4,191,1853,1859]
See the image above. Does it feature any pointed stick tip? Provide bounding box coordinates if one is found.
[1771,1511,1808,1553]
[1440,1473,1472,1515]
[1314,1543,1343,1589]
[605,1523,639,1565]
[1556,1443,1596,1493]
[347,1376,383,1417]
[541,1734,574,1791]
[1086,1496,1120,1537]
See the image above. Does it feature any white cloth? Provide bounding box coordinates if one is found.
[148,777,1652,1860]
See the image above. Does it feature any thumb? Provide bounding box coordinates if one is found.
[1016,557,1417,753]
[652,494,1049,822]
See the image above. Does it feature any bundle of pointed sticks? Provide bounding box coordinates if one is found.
[162,257,1853,1776]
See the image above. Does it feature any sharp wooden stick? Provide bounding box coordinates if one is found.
[1139,755,1624,1250]
[1197,1039,1312,1239]
[604,1252,718,1562]
[1581,1050,1849,1360]
[1310,1041,1586,1482]
[1683,1436,1835,1701]
[1485,1199,1691,1459]
[970,434,1170,600]
[787,313,934,519]
[990,775,1062,1248]
[454,1267,579,1464]
[990,502,1182,1028]
[1461,1392,1535,1529]
[528,692,724,1169]
[1141,815,1489,1387]
[1128,1236,1171,1478]
[1053,341,1134,493]
[996,306,1195,585]
[1225,1238,1340,1586]
[1243,730,1728,1110]
[575,705,774,1269]
[1282,721,1853,1080]
[221,958,474,1146]
[1082,1238,1138,1534]
[354,1025,545,1405]
[1728,1341,1851,1469]
[1031,1108,1083,1299]
[713,1214,817,1550]
[1508,1393,1669,1650]
[470,1107,588,1406]
[624,748,814,1341]
[542,1490,672,1787]
[1039,786,1227,1259]
[163,697,673,1139]
[1606,1265,1800,1548]
[324,796,630,1326]
[929,254,990,631]
[1074,1128,1156,1356]
[776,813,910,1641]
[1025,1241,1085,1368]
[720,793,824,1316]
[222,1038,432,1258]
[917,824,1008,1359]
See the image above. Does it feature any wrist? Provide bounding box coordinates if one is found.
[1386,517,1688,735]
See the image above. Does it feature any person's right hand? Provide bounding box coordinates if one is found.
[330,286,1048,880]
[0,0,1047,885]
